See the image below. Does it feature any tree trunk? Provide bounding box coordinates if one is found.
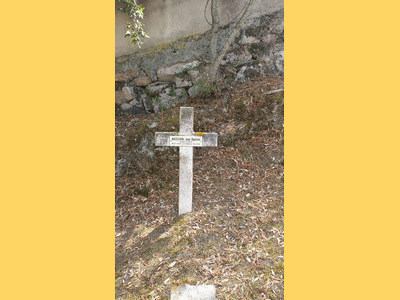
[209,0,254,83]
[209,0,220,63]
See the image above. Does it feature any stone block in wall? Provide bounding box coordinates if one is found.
[134,76,153,87]
[240,35,260,45]
[116,90,129,105]
[187,70,201,84]
[262,34,279,45]
[175,88,188,102]
[235,65,261,82]
[120,102,133,110]
[115,70,139,82]
[159,92,175,106]
[146,82,171,94]
[157,61,199,82]
[116,100,146,116]
[188,84,201,98]
[122,86,136,101]
[152,90,183,113]
[175,77,192,88]
[145,69,158,82]
[220,50,253,66]
[141,94,153,113]
[261,43,284,76]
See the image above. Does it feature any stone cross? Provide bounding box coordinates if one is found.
[155,107,218,215]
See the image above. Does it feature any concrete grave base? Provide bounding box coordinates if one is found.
[171,285,216,300]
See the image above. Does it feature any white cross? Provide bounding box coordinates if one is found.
[155,107,218,215]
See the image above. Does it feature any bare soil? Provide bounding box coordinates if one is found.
[115,76,284,299]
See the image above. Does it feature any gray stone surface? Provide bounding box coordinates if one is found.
[122,86,135,101]
[171,285,216,300]
[175,88,189,103]
[116,101,147,116]
[175,77,193,88]
[115,90,127,105]
[146,82,171,94]
[141,94,153,113]
[235,66,261,82]
[147,122,158,129]
[157,61,199,82]
[157,92,176,110]
[134,76,153,87]
[187,70,201,84]
[120,102,133,110]
[188,84,201,98]
[145,69,158,82]
[115,70,139,82]
[220,50,253,66]
[261,43,284,76]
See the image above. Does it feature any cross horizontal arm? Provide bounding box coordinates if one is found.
[155,132,218,147]
[201,133,218,146]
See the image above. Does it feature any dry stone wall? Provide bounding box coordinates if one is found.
[115,9,284,116]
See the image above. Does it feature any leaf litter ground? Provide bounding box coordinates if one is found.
[115,77,284,299]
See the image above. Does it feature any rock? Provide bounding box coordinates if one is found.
[134,76,153,87]
[235,65,260,82]
[146,82,171,94]
[171,285,215,300]
[141,94,153,113]
[261,44,284,76]
[175,88,188,102]
[175,77,192,88]
[115,159,128,176]
[129,99,140,106]
[220,49,253,66]
[120,102,133,110]
[147,122,158,129]
[187,70,201,84]
[188,84,201,97]
[274,49,284,75]
[152,92,176,114]
[157,92,176,110]
[145,69,158,82]
[262,34,279,44]
[122,86,135,101]
[115,90,128,105]
[240,35,260,44]
[116,101,147,116]
[157,61,199,82]
[115,70,139,82]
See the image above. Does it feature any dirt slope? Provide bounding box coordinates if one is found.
[115,76,284,299]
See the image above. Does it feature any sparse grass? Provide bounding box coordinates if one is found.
[169,85,176,96]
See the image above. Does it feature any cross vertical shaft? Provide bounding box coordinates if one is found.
[179,108,194,214]
[154,107,218,215]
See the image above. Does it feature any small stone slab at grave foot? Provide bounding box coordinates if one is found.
[171,285,216,300]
